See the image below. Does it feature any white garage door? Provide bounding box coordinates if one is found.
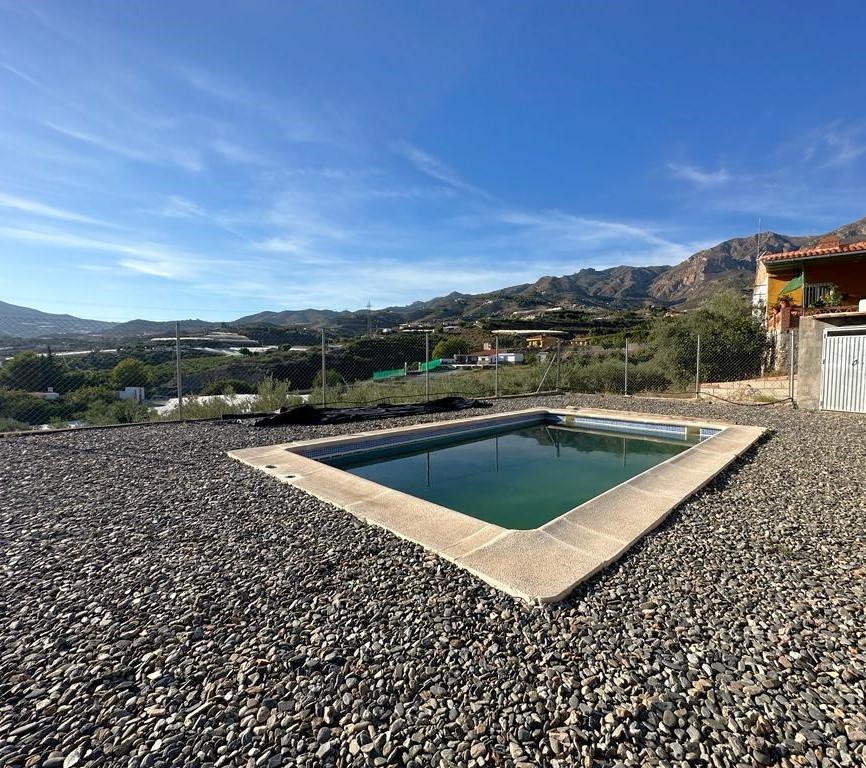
[820,329,866,413]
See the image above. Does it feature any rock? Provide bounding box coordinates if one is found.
[1,399,863,768]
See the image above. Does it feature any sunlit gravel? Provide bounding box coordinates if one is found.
[1,395,864,767]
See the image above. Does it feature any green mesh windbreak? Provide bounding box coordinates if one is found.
[372,368,406,381]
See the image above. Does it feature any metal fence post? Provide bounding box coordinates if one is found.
[695,334,701,399]
[624,338,629,396]
[321,329,326,408]
[424,331,430,402]
[556,340,562,390]
[788,329,795,402]
[494,335,499,398]
[175,321,184,421]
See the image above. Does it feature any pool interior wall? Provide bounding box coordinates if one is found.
[228,407,765,604]
[326,420,699,530]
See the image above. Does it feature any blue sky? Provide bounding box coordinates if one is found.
[1,1,866,322]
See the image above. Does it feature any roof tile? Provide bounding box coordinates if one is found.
[762,239,866,263]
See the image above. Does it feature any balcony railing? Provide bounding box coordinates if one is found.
[767,304,859,332]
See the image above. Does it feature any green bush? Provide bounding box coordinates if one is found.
[0,350,70,392]
[254,376,304,412]
[109,358,153,389]
[626,362,673,394]
[157,397,248,421]
[0,416,33,432]
[649,290,768,385]
[0,389,56,425]
[64,386,118,414]
[83,400,152,426]
[202,379,257,395]
[563,359,625,393]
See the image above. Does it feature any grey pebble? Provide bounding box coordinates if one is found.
[1,395,864,768]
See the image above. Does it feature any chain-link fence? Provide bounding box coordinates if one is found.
[556,329,797,404]
[1,313,798,432]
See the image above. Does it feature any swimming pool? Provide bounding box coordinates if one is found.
[229,407,765,603]
[327,423,696,529]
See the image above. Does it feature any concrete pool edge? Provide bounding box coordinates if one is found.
[228,408,765,604]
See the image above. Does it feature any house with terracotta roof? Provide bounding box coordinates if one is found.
[753,234,866,331]
[754,234,866,412]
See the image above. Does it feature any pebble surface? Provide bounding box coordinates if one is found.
[0,395,864,768]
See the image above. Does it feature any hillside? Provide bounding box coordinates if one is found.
[0,300,115,338]
[106,318,216,337]
[4,214,865,338]
[646,232,808,306]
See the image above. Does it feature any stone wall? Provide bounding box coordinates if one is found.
[700,375,794,404]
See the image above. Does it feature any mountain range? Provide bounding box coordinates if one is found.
[2,215,865,339]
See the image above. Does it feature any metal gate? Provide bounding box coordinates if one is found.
[820,328,866,413]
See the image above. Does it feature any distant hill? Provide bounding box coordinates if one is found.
[4,214,865,338]
[106,318,216,337]
[646,232,808,307]
[646,214,866,307]
[0,300,115,338]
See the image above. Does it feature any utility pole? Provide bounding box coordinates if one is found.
[175,321,184,421]
[321,329,327,407]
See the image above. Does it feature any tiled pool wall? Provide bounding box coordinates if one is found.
[292,410,723,462]
[549,413,722,441]
[294,411,543,461]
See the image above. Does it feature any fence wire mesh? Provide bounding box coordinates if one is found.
[1,312,798,432]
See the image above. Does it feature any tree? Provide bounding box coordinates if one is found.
[650,290,768,385]
[109,358,153,389]
[202,379,257,395]
[312,368,342,389]
[0,350,68,392]
[83,399,151,426]
[432,336,471,359]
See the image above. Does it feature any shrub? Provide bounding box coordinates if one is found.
[83,400,152,426]
[202,379,257,395]
[0,416,33,432]
[253,376,304,412]
[109,358,153,389]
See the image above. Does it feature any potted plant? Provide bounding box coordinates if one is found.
[823,284,843,307]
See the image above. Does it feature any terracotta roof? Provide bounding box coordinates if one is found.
[762,239,866,263]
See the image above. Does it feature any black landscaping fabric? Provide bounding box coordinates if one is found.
[227,396,493,427]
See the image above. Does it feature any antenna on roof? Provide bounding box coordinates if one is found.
[756,217,765,260]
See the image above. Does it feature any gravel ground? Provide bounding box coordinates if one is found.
[1,394,864,768]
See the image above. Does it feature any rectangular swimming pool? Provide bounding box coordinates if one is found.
[327,423,696,529]
[229,407,765,603]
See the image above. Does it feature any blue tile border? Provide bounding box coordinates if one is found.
[295,412,541,460]
[551,414,691,440]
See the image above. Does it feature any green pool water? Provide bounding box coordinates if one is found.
[327,423,694,529]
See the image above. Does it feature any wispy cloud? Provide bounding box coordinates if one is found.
[0,190,111,227]
[210,138,267,167]
[175,65,342,147]
[394,142,491,198]
[667,162,731,187]
[153,195,206,219]
[44,121,204,172]
[803,122,866,168]
[493,209,693,265]
[0,225,213,280]
[667,121,866,230]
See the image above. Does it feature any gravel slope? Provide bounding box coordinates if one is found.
[1,395,864,768]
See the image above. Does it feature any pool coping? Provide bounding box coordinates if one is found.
[228,408,765,604]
